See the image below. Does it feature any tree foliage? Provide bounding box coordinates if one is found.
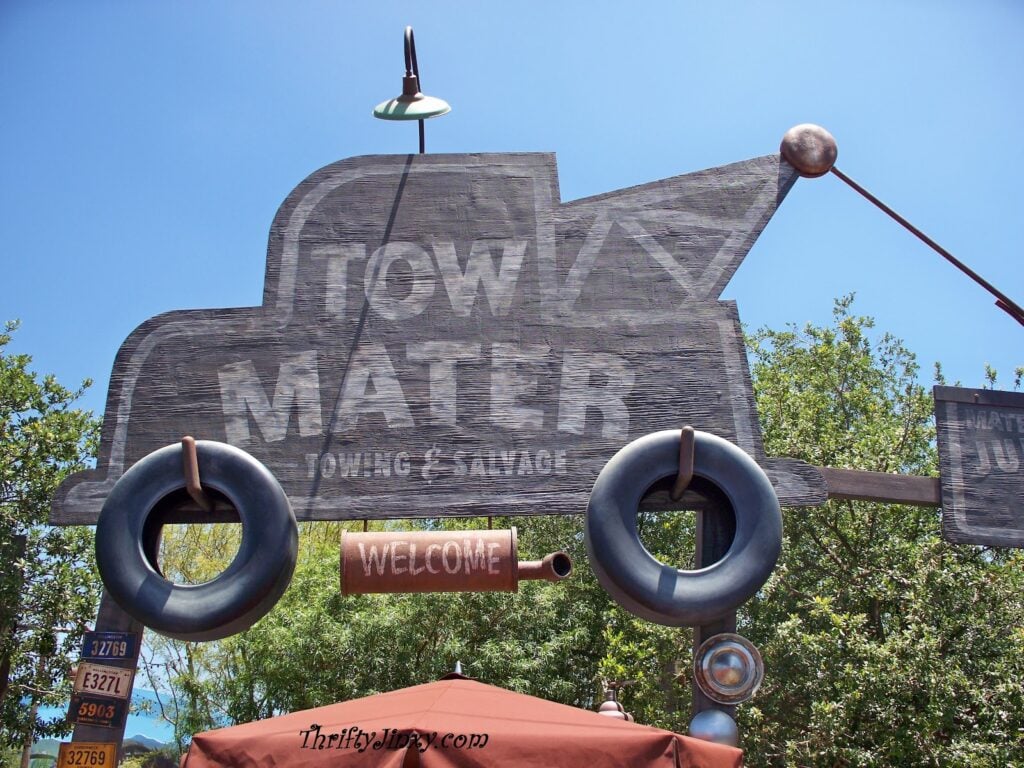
[741,297,1024,765]
[140,514,613,753]
[137,300,1023,765]
[0,322,101,759]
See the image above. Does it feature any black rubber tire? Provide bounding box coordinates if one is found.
[585,429,782,626]
[95,441,298,642]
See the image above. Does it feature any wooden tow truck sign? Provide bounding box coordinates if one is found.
[936,386,1024,547]
[52,151,828,524]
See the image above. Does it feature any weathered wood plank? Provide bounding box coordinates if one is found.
[52,152,825,525]
[819,467,940,506]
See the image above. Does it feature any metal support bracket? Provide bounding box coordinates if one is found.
[182,436,213,512]
[671,426,695,501]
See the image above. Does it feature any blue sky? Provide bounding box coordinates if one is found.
[2,2,1022,418]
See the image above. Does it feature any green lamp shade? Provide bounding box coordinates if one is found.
[373,93,451,121]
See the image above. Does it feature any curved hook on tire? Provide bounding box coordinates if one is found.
[95,441,298,642]
[585,429,782,626]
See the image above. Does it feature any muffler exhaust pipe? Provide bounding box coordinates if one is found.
[517,551,573,583]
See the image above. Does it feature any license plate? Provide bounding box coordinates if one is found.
[57,742,117,767]
[81,631,137,661]
[73,663,134,701]
[68,693,128,728]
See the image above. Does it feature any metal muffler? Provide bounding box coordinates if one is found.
[340,528,572,595]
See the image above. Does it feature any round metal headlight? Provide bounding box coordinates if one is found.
[693,632,763,705]
[688,709,739,747]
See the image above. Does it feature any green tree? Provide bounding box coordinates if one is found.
[740,297,1024,766]
[119,747,178,768]
[138,514,612,749]
[0,322,101,766]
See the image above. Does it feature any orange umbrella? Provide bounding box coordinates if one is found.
[182,676,741,768]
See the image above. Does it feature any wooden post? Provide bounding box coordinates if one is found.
[691,500,737,719]
[71,591,144,761]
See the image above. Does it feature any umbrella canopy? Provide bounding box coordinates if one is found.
[182,677,742,768]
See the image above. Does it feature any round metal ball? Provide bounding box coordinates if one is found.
[780,124,838,178]
[688,709,739,747]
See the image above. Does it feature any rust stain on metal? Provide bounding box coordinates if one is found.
[340,528,571,594]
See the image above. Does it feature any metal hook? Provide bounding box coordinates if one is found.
[181,436,214,512]
[670,426,695,501]
[403,26,426,154]
[404,26,420,81]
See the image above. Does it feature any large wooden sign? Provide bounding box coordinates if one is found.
[936,386,1024,547]
[52,152,827,524]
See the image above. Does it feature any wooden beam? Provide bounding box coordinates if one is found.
[818,467,940,506]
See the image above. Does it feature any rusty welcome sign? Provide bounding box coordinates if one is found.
[52,152,827,524]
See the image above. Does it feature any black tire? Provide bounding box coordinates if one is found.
[95,441,298,642]
[585,429,782,626]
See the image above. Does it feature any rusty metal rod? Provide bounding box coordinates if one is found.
[830,165,1024,326]
[181,436,213,512]
[671,426,695,501]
